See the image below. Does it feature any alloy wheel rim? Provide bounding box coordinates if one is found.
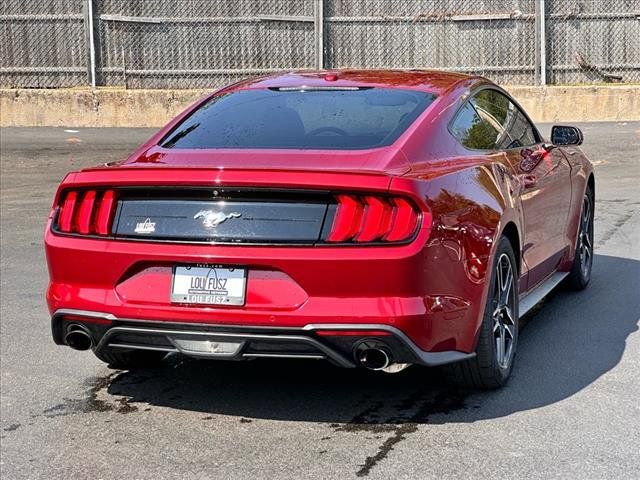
[492,253,516,369]
[578,195,593,278]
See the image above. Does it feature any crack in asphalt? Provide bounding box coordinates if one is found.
[3,423,21,432]
[596,211,634,248]
[332,387,469,477]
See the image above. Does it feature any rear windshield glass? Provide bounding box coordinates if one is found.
[161,88,436,150]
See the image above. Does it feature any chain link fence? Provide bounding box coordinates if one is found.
[95,0,318,88]
[547,0,639,83]
[325,0,539,85]
[0,0,88,87]
[1,0,638,89]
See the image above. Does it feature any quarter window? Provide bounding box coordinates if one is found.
[449,102,500,150]
[471,89,538,149]
[450,89,539,151]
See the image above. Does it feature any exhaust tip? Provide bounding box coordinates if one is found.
[64,326,93,351]
[355,341,392,371]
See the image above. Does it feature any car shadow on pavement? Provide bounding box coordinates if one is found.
[105,254,639,425]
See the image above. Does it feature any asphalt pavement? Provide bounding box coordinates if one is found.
[1,123,639,479]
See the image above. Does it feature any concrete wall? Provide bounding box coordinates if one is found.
[1,85,638,128]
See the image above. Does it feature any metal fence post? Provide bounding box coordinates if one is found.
[314,0,324,70]
[84,0,97,87]
[535,0,547,85]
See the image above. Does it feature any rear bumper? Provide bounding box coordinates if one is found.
[45,220,484,354]
[52,309,475,368]
[45,169,491,356]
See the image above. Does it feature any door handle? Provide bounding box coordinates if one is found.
[520,174,537,188]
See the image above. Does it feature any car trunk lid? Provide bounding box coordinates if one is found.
[90,145,411,176]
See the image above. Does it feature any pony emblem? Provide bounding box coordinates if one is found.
[194,210,241,228]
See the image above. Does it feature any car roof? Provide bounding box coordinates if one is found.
[230,69,482,95]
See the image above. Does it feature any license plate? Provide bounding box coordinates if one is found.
[171,264,247,306]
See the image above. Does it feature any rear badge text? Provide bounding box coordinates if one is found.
[134,218,156,234]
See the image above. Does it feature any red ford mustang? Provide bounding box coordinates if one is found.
[45,70,594,388]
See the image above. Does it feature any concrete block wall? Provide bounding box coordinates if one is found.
[1,85,638,128]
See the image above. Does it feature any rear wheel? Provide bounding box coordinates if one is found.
[94,347,166,369]
[565,187,594,290]
[443,236,518,389]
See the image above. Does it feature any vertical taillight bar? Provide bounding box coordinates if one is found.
[355,196,392,243]
[327,195,364,242]
[76,191,97,234]
[57,191,78,232]
[95,190,116,235]
[383,198,419,242]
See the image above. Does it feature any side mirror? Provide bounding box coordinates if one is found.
[551,125,584,146]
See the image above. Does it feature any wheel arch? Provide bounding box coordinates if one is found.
[501,221,521,275]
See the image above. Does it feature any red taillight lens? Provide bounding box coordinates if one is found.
[384,198,419,242]
[76,190,97,234]
[355,196,393,243]
[58,191,78,232]
[327,195,364,242]
[95,190,116,235]
[55,189,116,236]
[327,194,424,244]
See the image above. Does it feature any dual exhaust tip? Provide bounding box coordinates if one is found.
[355,341,392,371]
[64,325,93,351]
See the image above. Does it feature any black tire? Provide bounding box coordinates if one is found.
[94,347,167,369]
[565,186,594,290]
[442,236,519,389]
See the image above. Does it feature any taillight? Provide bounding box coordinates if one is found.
[95,190,116,235]
[327,194,427,244]
[55,189,117,236]
[76,190,96,234]
[327,195,364,242]
[384,198,419,242]
[57,191,78,232]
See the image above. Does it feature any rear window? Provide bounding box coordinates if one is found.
[161,88,436,150]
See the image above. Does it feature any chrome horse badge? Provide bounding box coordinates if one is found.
[194,210,242,228]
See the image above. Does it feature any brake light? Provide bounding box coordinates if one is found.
[327,195,364,242]
[76,190,97,234]
[55,189,117,236]
[384,198,420,242]
[327,194,426,244]
[57,191,78,232]
[95,190,116,235]
[355,196,392,243]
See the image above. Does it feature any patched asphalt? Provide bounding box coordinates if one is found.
[1,123,639,479]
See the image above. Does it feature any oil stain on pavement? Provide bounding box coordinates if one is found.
[41,372,140,418]
[38,358,472,477]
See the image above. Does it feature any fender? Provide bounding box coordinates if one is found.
[391,156,522,352]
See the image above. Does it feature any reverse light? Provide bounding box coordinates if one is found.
[55,189,117,236]
[327,194,426,244]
